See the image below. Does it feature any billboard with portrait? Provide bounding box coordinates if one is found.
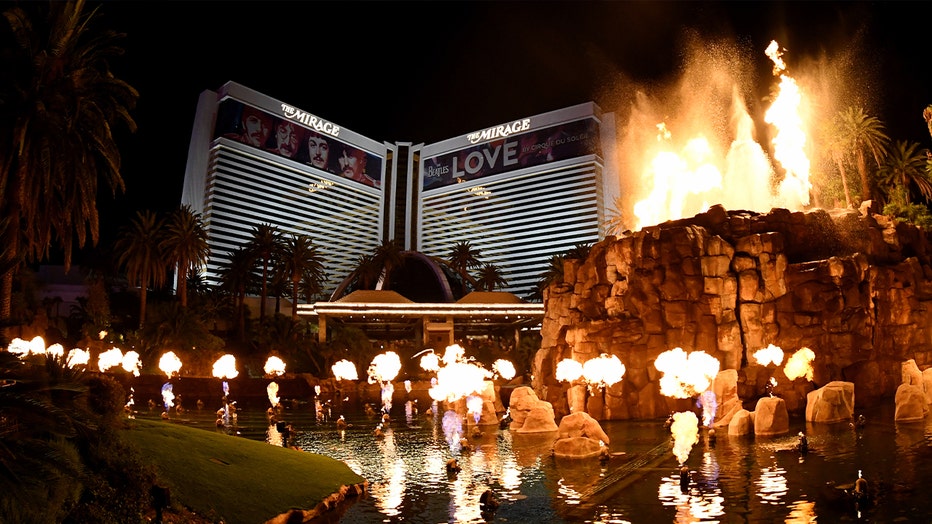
[422,118,601,190]
[214,99,383,188]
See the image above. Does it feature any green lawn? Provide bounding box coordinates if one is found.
[123,419,365,524]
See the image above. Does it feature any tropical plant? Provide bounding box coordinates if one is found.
[877,140,932,207]
[527,254,566,302]
[115,210,167,328]
[836,106,889,203]
[0,0,138,340]
[373,238,405,288]
[160,204,209,308]
[277,233,325,321]
[447,240,482,295]
[218,246,256,340]
[824,116,855,207]
[476,262,508,292]
[351,253,381,290]
[247,224,281,319]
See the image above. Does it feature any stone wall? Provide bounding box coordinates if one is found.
[534,204,932,420]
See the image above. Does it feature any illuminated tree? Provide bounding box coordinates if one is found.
[247,223,281,319]
[878,141,932,206]
[0,0,138,339]
[160,205,209,308]
[837,107,889,203]
[115,210,167,328]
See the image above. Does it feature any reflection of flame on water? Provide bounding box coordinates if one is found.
[442,410,464,455]
[267,382,280,408]
[671,411,700,465]
[331,359,358,381]
[655,348,720,399]
[161,382,175,411]
[784,347,815,381]
[756,464,789,504]
[657,473,726,520]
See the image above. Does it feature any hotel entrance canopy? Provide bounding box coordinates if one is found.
[299,290,544,343]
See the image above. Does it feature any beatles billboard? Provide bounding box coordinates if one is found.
[214,99,383,188]
[422,117,601,191]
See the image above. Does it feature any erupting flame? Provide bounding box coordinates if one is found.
[161,382,174,411]
[428,344,492,404]
[368,351,402,383]
[264,356,286,376]
[671,411,700,465]
[655,348,721,399]
[419,352,440,372]
[627,39,815,231]
[98,347,124,372]
[159,351,183,378]
[442,410,464,455]
[466,394,484,425]
[332,359,358,381]
[121,351,142,376]
[784,347,816,381]
[492,359,516,380]
[212,354,239,379]
[753,344,785,367]
[555,358,584,383]
[66,348,90,367]
[581,353,627,390]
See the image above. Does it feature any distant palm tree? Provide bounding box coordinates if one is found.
[160,205,209,308]
[278,234,325,321]
[373,238,405,288]
[0,0,138,339]
[476,263,508,292]
[248,224,281,319]
[528,254,566,301]
[351,253,382,290]
[877,141,932,206]
[219,246,256,340]
[115,210,167,328]
[837,107,889,203]
[448,240,483,295]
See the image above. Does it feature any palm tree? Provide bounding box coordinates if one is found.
[476,263,508,292]
[115,210,166,328]
[372,238,405,288]
[837,106,889,203]
[351,253,381,290]
[824,117,855,208]
[247,223,281,319]
[278,233,325,321]
[528,254,566,302]
[447,240,482,295]
[0,1,138,339]
[160,204,209,308]
[219,246,256,340]
[877,141,932,206]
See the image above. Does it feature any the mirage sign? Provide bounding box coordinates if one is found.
[422,118,601,190]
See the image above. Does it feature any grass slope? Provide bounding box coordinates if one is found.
[123,419,365,524]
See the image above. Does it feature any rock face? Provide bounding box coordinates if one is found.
[753,396,789,436]
[553,411,610,459]
[508,386,559,433]
[536,205,932,420]
[805,381,855,423]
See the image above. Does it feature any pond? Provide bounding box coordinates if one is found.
[137,399,932,523]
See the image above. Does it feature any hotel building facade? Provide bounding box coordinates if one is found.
[182,81,619,301]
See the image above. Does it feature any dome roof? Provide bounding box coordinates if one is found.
[329,251,468,303]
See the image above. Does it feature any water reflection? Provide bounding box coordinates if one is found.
[135,402,932,523]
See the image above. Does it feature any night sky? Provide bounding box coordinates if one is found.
[82,1,932,247]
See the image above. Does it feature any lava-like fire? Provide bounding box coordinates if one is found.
[267,382,280,408]
[555,358,584,383]
[368,351,402,383]
[121,351,142,376]
[428,345,492,404]
[655,348,721,399]
[159,351,183,378]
